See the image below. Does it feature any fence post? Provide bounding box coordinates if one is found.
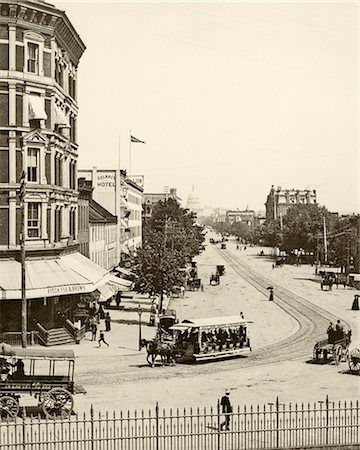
[21,406,26,450]
[217,400,221,450]
[325,395,329,445]
[155,402,159,450]
[276,397,280,449]
[90,404,94,450]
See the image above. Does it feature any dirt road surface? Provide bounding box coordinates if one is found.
[62,236,360,414]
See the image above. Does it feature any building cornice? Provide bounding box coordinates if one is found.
[0,0,86,65]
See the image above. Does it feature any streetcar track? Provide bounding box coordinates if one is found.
[79,248,348,385]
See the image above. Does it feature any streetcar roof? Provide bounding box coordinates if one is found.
[170,316,253,330]
[0,343,75,360]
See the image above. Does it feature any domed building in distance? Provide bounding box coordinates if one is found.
[186,185,202,215]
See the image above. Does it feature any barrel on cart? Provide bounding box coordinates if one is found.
[0,343,85,419]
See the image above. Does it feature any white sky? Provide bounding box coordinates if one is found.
[55,1,359,213]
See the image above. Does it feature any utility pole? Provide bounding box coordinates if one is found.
[19,171,27,348]
[323,216,328,265]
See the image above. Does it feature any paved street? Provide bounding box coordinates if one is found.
[51,237,360,415]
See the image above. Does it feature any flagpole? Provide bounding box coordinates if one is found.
[129,130,131,175]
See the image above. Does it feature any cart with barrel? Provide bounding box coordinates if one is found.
[0,343,85,419]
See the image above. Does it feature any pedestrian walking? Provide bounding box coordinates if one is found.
[351,295,359,311]
[220,389,232,431]
[268,288,274,301]
[105,312,111,331]
[98,331,109,347]
[91,322,98,341]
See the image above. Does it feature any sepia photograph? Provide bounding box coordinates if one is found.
[0,0,358,448]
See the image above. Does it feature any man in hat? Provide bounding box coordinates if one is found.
[220,389,232,431]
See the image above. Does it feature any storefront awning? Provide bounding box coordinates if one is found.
[114,266,134,276]
[28,95,47,120]
[0,253,110,300]
[106,275,133,291]
[120,244,130,255]
[97,284,115,303]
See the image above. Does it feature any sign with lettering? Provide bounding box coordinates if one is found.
[47,285,86,296]
[96,172,116,190]
[128,175,144,188]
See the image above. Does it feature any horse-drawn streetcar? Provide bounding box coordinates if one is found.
[170,316,253,363]
[0,343,84,419]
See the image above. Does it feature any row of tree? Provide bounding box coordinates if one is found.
[206,204,358,270]
[133,199,205,307]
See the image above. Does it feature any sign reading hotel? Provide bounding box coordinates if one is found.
[128,175,144,189]
[96,172,116,190]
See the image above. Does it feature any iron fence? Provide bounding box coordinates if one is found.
[0,397,358,450]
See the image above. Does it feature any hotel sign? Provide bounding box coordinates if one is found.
[96,172,116,190]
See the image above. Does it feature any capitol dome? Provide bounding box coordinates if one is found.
[186,185,202,213]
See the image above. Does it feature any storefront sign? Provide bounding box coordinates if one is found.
[47,285,86,296]
[128,175,144,188]
[96,172,116,190]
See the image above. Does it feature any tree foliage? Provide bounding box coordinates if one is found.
[133,199,205,296]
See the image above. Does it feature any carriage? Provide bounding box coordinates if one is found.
[169,316,253,363]
[187,278,202,291]
[0,343,84,419]
[348,347,360,373]
[216,265,225,276]
[313,333,351,364]
[210,273,220,286]
[221,243,226,249]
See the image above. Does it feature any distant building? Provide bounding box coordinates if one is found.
[265,186,317,223]
[143,188,181,220]
[226,209,256,226]
[89,200,117,270]
[78,168,143,261]
[77,178,93,258]
[186,185,202,215]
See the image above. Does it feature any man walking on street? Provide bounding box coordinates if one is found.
[98,331,109,347]
[220,389,232,431]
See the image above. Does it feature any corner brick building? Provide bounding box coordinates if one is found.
[0,1,118,344]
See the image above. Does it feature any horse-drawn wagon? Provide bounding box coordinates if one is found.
[210,273,220,286]
[313,333,351,364]
[187,278,202,291]
[0,343,85,419]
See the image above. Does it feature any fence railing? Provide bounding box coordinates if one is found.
[0,331,37,346]
[0,397,358,450]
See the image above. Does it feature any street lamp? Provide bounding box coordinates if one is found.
[137,305,142,351]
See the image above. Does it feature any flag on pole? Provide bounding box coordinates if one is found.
[130,135,146,144]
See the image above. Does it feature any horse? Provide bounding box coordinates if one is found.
[140,339,176,367]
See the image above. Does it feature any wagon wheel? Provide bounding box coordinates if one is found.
[41,388,74,419]
[348,357,360,372]
[313,345,320,360]
[334,345,342,365]
[0,396,19,419]
[341,348,349,363]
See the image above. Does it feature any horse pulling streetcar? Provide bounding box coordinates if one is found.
[0,343,85,419]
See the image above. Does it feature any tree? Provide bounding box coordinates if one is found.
[262,220,283,248]
[281,204,330,254]
[133,199,205,306]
